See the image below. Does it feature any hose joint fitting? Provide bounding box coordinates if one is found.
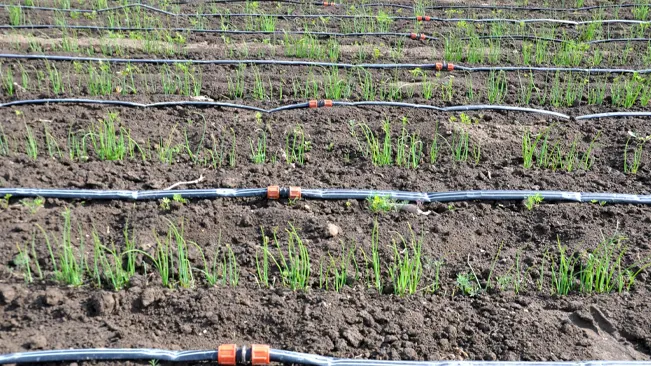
[217,345,270,366]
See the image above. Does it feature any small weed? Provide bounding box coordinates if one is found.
[524,193,544,210]
[367,195,396,213]
[172,194,188,205]
[21,197,44,214]
[160,198,171,210]
[456,272,480,296]
[1,194,11,209]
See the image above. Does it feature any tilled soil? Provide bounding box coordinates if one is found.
[1,1,651,365]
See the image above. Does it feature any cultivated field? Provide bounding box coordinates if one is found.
[0,0,651,363]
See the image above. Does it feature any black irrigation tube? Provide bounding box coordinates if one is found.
[0,99,573,119]
[0,98,649,120]
[3,24,651,44]
[2,187,651,205]
[2,3,651,25]
[357,2,651,12]
[166,0,651,13]
[2,53,651,75]
[3,346,651,366]
[0,25,438,40]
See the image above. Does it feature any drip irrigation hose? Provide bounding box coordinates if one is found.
[2,3,651,25]
[0,98,572,119]
[355,2,651,12]
[165,0,651,12]
[271,349,651,366]
[0,349,219,364]
[2,345,651,366]
[576,111,651,120]
[0,98,649,120]
[3,53,651,75]
[0,26,438,40]
[2,187,651,205]
[3,24,651,44]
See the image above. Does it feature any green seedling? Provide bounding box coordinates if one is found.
[624,131,651,174]
[24,124,38,160]
[456,272,479,296]
[367,195,396,213]
[160,198,171,210]
[524,193,544,210]
[91,227,136,291]
[388,225,423,296]
[267,224,310,291]
[132,220,194,288]
[172,194,188,205]
[1,194,11,209]
[285,126,310,165]
[38,209,85,286]
[256,227,271,288]
[249,130,267,164]
[327,241,355,292]
[196,232,239,287]
[21,197,45,214]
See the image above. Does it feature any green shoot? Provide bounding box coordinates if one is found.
[524,193,544,210]
[269,224,310,290]
[367,195,396,213]
[21,197,44,214]
[37,209,85,286]
[387,225,423,296]
[249,131,267,164]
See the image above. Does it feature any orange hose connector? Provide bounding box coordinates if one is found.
[251,345,270,366]
[435,62,454,71]
[289,186,302,200]
[267,186,280,199]
[218,344,237,366]
[416,15,431,21]
[410,33,426,40]
[309,100,333,108]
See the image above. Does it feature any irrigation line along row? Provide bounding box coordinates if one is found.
[166,0,651,13]
[2,3,651,25]
[0,99,572,119]
[2,53,651,75]
[2,187,651,205]
[0,99,646,120]
[3,346,651,365]
[7,0,651,13]
[0,25,441,40]
[3,25,651,44]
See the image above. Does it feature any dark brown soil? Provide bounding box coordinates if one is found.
[1,1,651,365]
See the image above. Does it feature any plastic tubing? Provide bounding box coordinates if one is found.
[0,187,267,200]
[1,98,650,120]
[1,4,651,25]
[3,54,649,75]
[3,347,651,366]
[4,24,651,45]
[0,25,437,40]
[2,188,651,205]
[166,0,651,12]
[0,98,571,119]
[0,349,218,364]
[270,349,651,366]
[356,2,651,12]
